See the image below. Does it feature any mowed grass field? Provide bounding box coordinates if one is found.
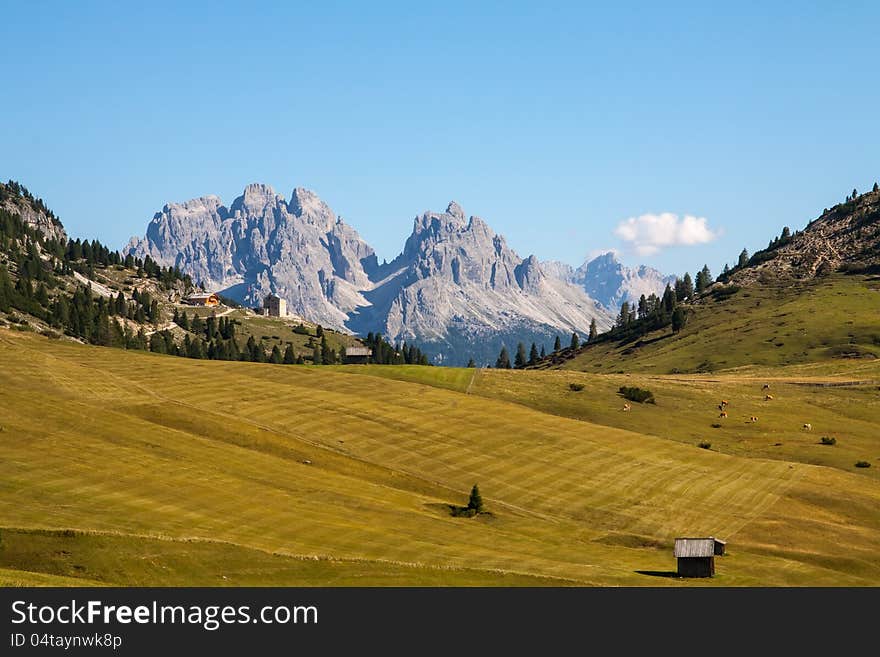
[1,330,879,586]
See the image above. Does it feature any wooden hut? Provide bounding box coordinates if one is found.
[183,292,220,307]
[673,538,724,577]
[344,346,372,364]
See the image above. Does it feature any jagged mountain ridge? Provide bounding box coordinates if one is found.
[547,252,675,311]
[126,184,378,329]
[126,185,616,365]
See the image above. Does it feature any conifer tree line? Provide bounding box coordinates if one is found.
[361,332,430,365]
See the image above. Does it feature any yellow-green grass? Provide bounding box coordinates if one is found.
[561,274,880,375]
[1,330,879,586]
[446,368,880,479]
[0,529,559,587]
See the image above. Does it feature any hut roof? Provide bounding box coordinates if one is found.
[346,347,373,357]
[674,538,716,558]
[186,293,216,300]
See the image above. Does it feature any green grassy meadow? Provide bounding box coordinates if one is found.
[1,328,879,586]
[556,274,880,375]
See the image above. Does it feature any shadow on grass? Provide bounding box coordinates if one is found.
[635,570,680,579]
[423,502,494,519]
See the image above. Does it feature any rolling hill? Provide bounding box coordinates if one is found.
[541,186,880,375]
[1,330,878,586]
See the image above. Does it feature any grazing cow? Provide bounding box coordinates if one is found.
[720,399,730,407]
[762,384,770,390]
[803,423,812,431]
[750,416,758,423]
[719,411,728,418]
[622,403,631,412]
[764,394,774,401]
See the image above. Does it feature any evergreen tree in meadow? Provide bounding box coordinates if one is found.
[540,345,546,359]
[467,484,484,513]
[270,345,283,364]
[553,335,561,352]
[467,358,476,368]
[738,249,749,268]
[514,342,527,368]
[589,318,598,341]
[570,331,580,350]
[283,343,295,364]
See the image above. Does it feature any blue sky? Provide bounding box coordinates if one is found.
[2,1,878,277]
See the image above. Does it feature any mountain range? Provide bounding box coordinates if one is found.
[125,184,672,365]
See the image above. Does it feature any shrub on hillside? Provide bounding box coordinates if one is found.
[711,284,742,300]
[698,441,712,449]
[711,423,722,429]
[820,436,837,446]
[619,386,655,404]
[855,461,871,468]
[568,382,585,392]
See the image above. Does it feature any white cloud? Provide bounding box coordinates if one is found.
[614,213,719,256]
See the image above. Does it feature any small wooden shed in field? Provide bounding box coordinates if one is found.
[674,537,726,577]
[344,346,372,364]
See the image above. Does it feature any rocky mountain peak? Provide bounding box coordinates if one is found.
[446,201,465,220]
[290,187,336,228]
[230,183,281,216]
[544,251,673,311]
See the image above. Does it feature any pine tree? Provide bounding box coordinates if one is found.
[874,182,879,192]
[589,318,598,341]
[270,345,283,364]
[738,249,749,268]
[570,331,580,350]
[682,272,694,300]
[495,345,511,369]
[283,343,295,364]
[661,283,676,314]
[321,334,333,364]
[671,307,688,333]
[695,265,713,293]
[617,301,631,328]
[467,484,484,513]
[528,342,539,365]
[540,345,546,359]
[514,342,527,368]
[312,346,323,365]
[466,358,476,368]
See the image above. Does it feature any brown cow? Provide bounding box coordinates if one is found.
[750,416,758,423]
[720,399,730,407]
[764,394,774,401]
[762,384,770,390]
[622,403,631,412]
[719,411,728,418]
